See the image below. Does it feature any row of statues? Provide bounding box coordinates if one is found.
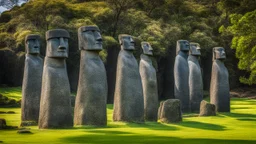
[174,40,230,113]
[21,26,230,128]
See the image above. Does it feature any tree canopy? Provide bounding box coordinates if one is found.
[0,0,255,85]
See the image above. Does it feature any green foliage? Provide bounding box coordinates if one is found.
[227,10,256,85]
[0,0,255,86]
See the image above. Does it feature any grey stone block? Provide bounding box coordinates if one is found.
[113,34,144,123]
[210,47,230,112]
[74,26,107,126]
[199,100,216,116]
[174,40,190,112]
[38,29,73,129]
[21,34,43,123]
[188,43,203,112]
[140,42,158,121]
[158,99,182,123]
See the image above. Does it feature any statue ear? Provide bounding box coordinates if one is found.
[119,39,123,45]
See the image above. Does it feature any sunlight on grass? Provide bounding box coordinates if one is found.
[0,87,22,100]
[0,87,256,144]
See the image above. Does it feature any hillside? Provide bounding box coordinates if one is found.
[0,0,255,102]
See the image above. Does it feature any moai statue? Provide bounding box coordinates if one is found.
[210,47,230,112]
[139,42,158,121]
[174,40,190,113]
[21,34,43,124]
[113,34,144,123]
[188,43,203,113]
[38,29,73,129]
[74,26,107,126]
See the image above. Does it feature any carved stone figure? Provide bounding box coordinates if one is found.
[188,43,203,112]
[21,34,43,124]
[38,29,73,129]
[174,40,190,112]
[210,47,230,112]
[139,42,158,121]
[113,34,144,123]
[74,26,107,126]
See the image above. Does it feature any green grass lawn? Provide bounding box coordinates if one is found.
[0,87,256,144]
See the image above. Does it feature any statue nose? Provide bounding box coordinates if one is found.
[59,38,66,50]
[95,33,102,42]
[130,37,134,43]
[34,40,39,48]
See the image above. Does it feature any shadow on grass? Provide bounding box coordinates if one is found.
[125,122,179,131]
[220,112,256,118]
[175,121,226,131]
[231,106,254,110]
[236,118,256,122]
[61,134,256,144]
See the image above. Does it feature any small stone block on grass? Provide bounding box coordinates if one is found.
[158,99,182,123]
[199,100,216,116]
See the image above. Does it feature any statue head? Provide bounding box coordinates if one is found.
[118,34,135,50]
[176,40,190,55]
[189,42,201,56]
[213,47,226,61]
[45,29,70,58]
[25,34,40,54]
[141,42,153,56]
[78,26,103,51]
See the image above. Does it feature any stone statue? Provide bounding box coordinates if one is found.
[188,42,203,112]
[113,34,144,123]
[21,34,43,124]
[74,26,107,126]
[139,42,158,121]
[174,40,190,112]
[210,47,230,112]
[38,29,73,128]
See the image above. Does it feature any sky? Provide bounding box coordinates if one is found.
[0,1,26,13]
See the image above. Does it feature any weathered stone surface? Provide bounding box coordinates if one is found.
[158,99,182,123]
[199,100,216,116]
[139,42,158,121]
[174,40,190,112]
[113,34,144,123]
[210,47,230,112]
[188,43,203,112]
[21,34,43,123]
[38,29,73,129]
[0,118,7,129]
[74,26,107,126]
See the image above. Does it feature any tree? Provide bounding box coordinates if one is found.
[227,10,256,84]
[106,0,138,37]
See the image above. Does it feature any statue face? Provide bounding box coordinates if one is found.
[178,40,190,52]
[190,43,201,56]
[46,37,69,58]
[26,39,40,54]
[79,27,102,50]
[119,35,135,50]
[141,42,153,55]
[214,47,226,60]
